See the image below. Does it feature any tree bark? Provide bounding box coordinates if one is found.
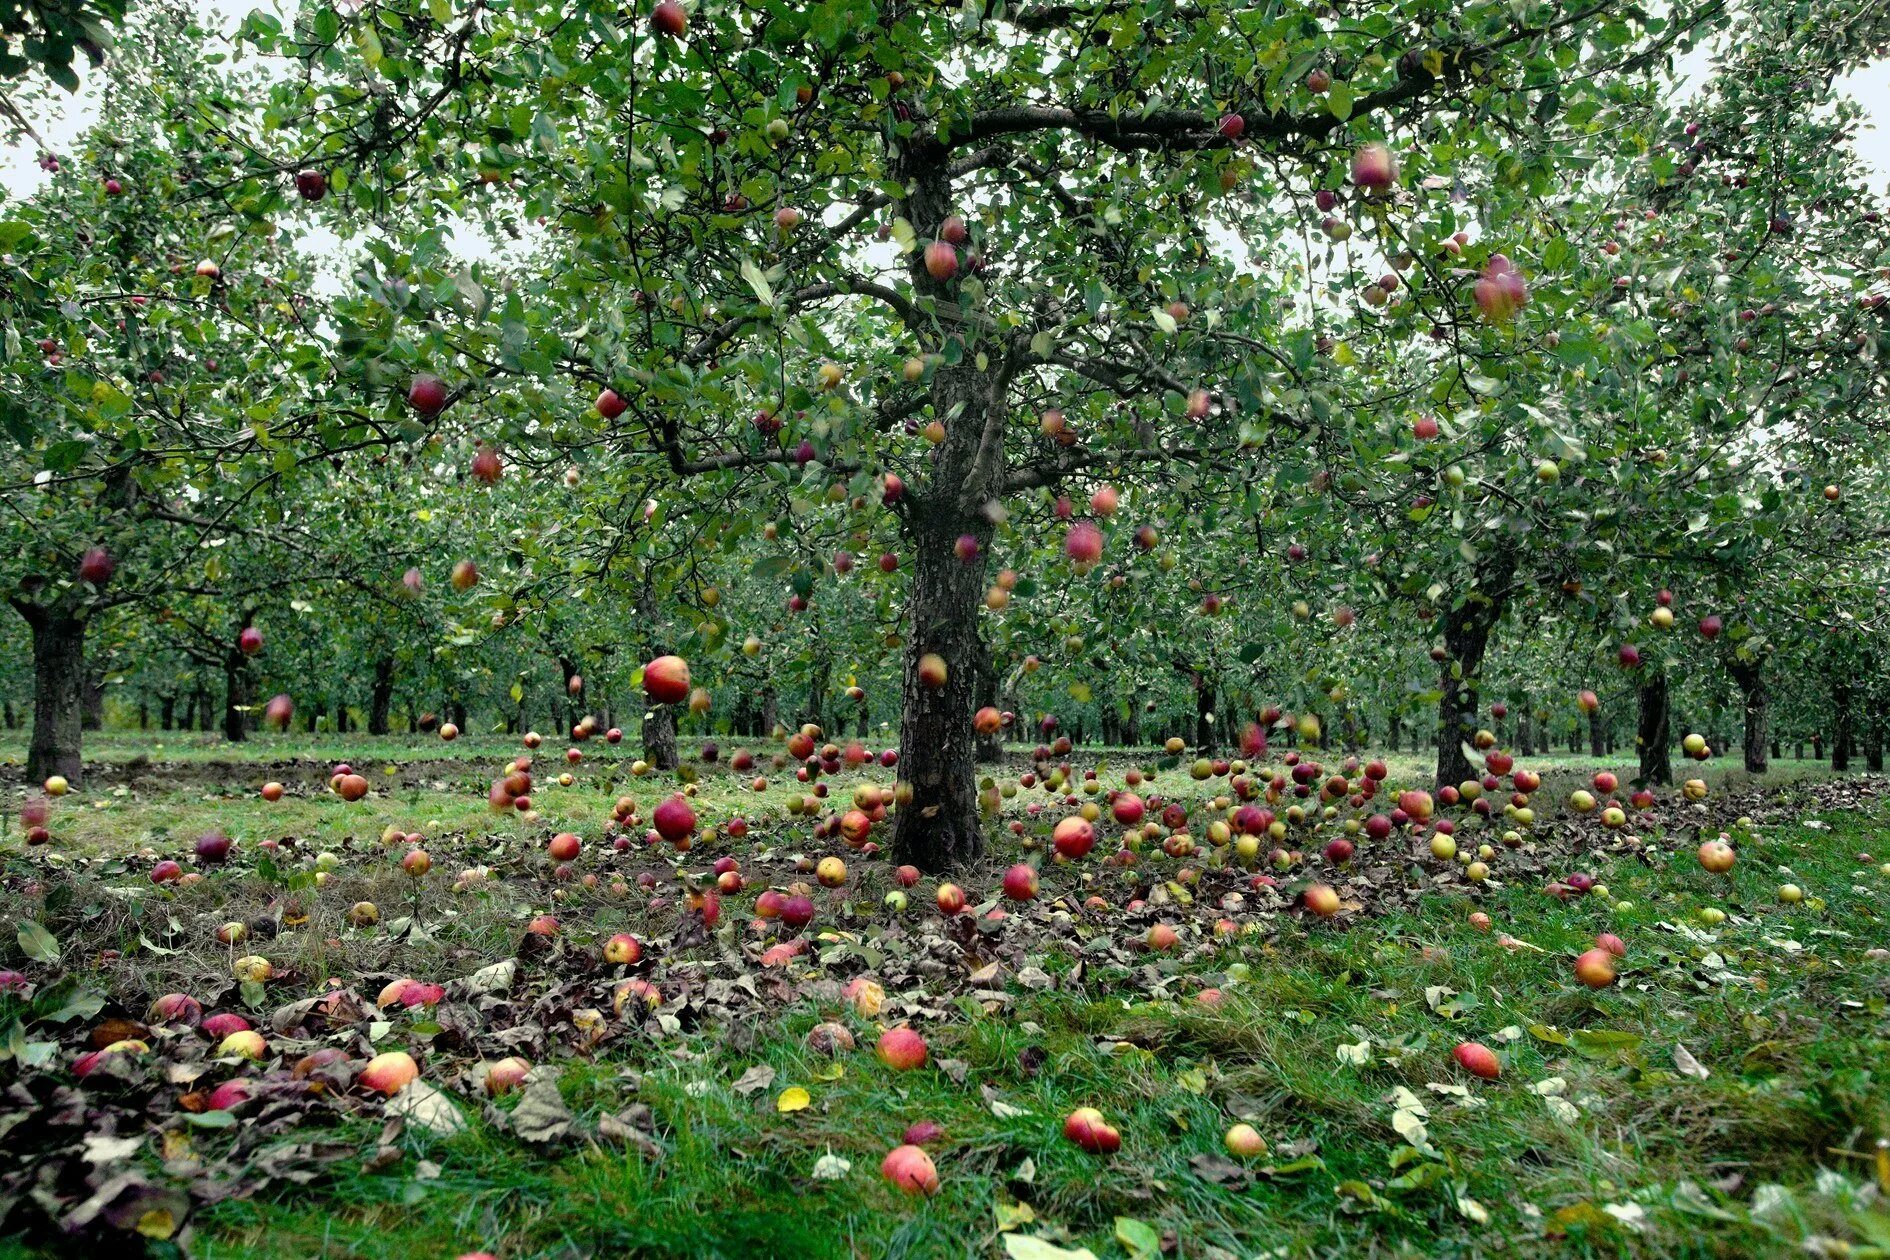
[559,655,585,727]
[196,686,213,732]
[80,666,104,731]
[1193,673,1217,754]
[889,505,990,871]
[1637,673,1672,786]
[1727,657,1769,774]
[760,689,778,738]
[1832,676,1854,772]
[159,693,175,730]
[4,700,16,730]
[1588,707,1606,758]
[803,655,830,735]
[24,610,86,788]
[1435,552,1516,789]
[369,656,396,735]
[222,654,248,742]
[642,703,679,770]
[1864,712,1884,774]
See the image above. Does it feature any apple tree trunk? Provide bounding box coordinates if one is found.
[25,610,86,788]
[642,703,679,770]
[1193,674,1217,754]
[889,507,990,873]
[222,654,249,743]
[973,651,1002,764]
[1831,675,1854,772]
[1434,551,1515,789]
[369,656,396,735]
[1587,707,1606,758]
[1637,673,1672,786]
[80,666,104,731]
[1728,657,1769,774]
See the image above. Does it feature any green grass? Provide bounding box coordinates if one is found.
[2,737,1887,1258]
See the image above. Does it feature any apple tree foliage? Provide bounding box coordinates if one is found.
[223,0,1843,870]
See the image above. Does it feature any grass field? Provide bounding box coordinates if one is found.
[0,733,1886,1258]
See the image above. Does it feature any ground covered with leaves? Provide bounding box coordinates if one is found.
[0,738,1887,1258]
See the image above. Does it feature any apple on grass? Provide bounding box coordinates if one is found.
[1063,1106,1121,1154]
[1452,1042,1500,1080]
[881,1144,939,1195]
[876,1026,928,1070]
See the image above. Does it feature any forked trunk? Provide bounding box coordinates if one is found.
[25,611,86,788]
[889,509,989,872]
[1435,568,1514,788]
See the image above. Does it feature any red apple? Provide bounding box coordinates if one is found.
[876,1026,928,1070]
[1452,1041,1501,1080]
[407,375,447,415]
[643,654,692,704]
[1062,1106,1121,1154]
[880,1144,940,1195]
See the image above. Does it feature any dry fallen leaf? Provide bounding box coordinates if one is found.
[1673,1044,1711,1079]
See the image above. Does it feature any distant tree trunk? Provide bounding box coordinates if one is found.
[856,695,870,740]
[1121,699,1139,747]
[222,654,249,742]
[1832,676,1854,772]
[974,653,1001,763]
[1516,708,1534,757]
[1728,657,1769,774]
[195,685,213,732]
[305,702,323,734]
[1588,707,1606,758]
[137,701,148,730]
[1812,734,1824,761]
[1864,712,1884,773]
[1193,672,1216,754]
[1637,673,1672,786]
[159,694,176,731]
[182,690,198,732]
[405,702,418,733]
[803,656,830,735]
[368,656,396,735]
[3,700,16,730]
[760,689,778,737]
[1770,738,1781,760]
[643,704,679,770]
[1386,712,1401,754]
[559,655,585,726]
[21,609,87,788]
[1435,570,1514,788]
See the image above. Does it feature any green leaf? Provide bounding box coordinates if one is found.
[17,921,59,964]
[185,1110,238,1129]
[740,256,775,307]
[1114,1217,1160,1260]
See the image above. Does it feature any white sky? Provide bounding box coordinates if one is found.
[4,10,1888,235]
